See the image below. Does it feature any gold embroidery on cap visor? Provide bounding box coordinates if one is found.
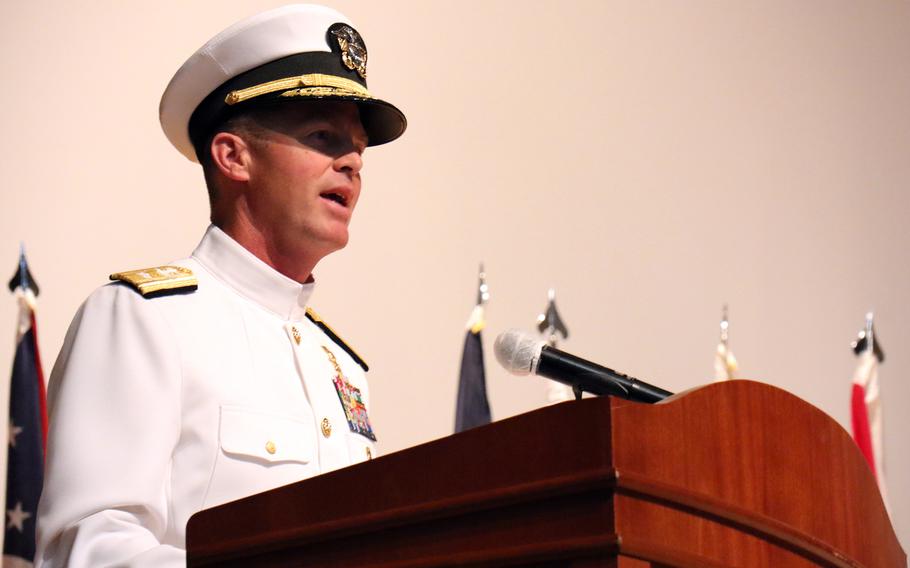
[225,73,372,106]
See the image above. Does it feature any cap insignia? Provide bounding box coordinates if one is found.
[329,23,367,79]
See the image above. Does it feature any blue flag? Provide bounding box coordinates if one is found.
[454,329,491,432]
[5,254,47,565]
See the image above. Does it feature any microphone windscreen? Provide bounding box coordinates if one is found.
[494,329,543,376]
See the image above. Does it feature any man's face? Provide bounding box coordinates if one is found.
[242,101,368,262]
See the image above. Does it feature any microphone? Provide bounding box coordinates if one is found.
[493,329,673,403]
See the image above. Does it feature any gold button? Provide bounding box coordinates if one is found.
[265,440,276,454]
[365,447,372,460]
[321,417,332,438]
[291,326,301,345]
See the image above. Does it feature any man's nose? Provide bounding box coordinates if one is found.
[335,148,363,176]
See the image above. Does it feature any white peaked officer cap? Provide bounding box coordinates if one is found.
[159,4,406,162]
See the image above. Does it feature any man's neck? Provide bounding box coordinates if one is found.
[214,219,318,284]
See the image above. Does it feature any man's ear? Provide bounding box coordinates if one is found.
[210,132,253,182]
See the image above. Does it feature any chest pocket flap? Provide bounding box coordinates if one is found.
[220,406,315,464]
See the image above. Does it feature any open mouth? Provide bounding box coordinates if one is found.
[320,191,348,207]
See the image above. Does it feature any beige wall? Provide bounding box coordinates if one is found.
[1,0,907,553]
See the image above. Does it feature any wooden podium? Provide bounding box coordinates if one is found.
[186,381,905,567]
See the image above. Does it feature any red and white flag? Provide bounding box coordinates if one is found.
[713,306,737,382]
[713,341,738,382]
[851,348,888,506]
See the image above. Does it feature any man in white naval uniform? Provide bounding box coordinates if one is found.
[35,5,406,567]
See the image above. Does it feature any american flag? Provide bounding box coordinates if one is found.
[4,249,47,566]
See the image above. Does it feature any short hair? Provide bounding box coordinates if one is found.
[198,115,246,206]
[197,110,272,206]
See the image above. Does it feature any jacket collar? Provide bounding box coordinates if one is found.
[192,225,313,322]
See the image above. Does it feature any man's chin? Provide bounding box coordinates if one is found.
[316,231,350,256]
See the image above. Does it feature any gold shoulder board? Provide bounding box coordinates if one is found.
[305,307,369,372]
[109,266,198,298]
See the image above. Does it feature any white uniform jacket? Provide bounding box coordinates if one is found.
[36,225,376,567]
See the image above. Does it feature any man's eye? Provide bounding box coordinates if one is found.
[298,128,363,156]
